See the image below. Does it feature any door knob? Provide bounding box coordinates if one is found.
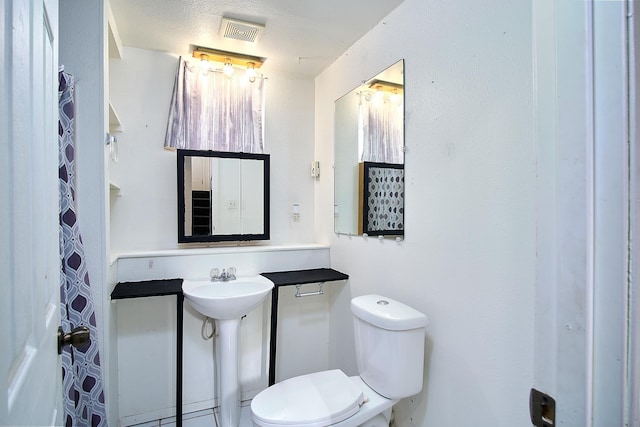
[57,326,90,354]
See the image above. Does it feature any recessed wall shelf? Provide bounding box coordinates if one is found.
[108,101,122,133]
[107,4,123,59]
[109,180,121,196]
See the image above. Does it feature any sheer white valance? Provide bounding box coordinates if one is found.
[164,56,265,153]
[359,91,404,164]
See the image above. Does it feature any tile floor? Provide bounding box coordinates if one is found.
[131,404,254,427]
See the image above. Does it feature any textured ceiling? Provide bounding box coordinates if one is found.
[108,0,404,77]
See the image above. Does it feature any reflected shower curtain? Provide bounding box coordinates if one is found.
[359,92,404,164]
[164,56,265,153]
[59,69,108,427]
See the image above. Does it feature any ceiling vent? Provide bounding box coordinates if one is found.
[219,18,265,43]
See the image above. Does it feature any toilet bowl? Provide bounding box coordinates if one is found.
[251,370,395,427]
[250,295,428,427]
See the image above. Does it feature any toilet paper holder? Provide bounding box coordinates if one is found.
[295,282,324,298]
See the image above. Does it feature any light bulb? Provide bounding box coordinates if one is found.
[246,62,257,83]
[374,86,384,102]
[199,54,210,75]
[223,59,234,77]
[390,90,400,104]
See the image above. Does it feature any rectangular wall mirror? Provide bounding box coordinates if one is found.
[334,59,405,237]
[177,149,270,243]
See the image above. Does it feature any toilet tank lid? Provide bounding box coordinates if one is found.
[351,294,428,331]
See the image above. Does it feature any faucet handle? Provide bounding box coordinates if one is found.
[228,267,236,280]
[209,268,220,282]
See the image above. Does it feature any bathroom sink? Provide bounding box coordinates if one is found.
[182,275,274,320]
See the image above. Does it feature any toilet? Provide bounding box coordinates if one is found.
[251,294,428,427]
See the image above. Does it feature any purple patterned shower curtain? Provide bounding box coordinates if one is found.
[59,69,108,427]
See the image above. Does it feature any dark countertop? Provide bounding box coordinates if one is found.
[261,268,349,286]
[110,268,348,299]
[111,278,183,299]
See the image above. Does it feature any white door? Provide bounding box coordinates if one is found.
[533,1,632,425]
[630,3,640,425]
[0,0,62,425]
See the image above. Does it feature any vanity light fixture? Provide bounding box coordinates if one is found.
[192,46,266,82]
[246,62,257,83]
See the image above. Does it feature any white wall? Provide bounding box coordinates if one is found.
[109,47,317,252]
[316,0,535,425]
[106,46,337,425]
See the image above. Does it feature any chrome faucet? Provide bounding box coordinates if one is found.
[220,267,236,281]
[210,267,236,282]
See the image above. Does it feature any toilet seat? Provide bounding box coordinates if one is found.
[251,369,365,427]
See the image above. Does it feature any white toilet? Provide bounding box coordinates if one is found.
[251,294,428,427]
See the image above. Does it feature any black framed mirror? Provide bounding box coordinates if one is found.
[177,149,270,243]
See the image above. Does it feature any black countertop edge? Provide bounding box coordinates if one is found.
[111,278,184,300]
[111,268,349,300]
[261,268,348,286]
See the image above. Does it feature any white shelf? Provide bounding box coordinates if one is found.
[107,3,123,206]
[109,101,122,133]
[109,180,121,196]
[107,3,123,59]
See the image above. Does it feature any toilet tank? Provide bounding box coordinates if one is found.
[351,295,428,400]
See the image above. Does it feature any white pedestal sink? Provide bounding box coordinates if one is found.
[182,275,274,427]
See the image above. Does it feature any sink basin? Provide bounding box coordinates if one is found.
[182,275,274,320]
[183,274,275,427]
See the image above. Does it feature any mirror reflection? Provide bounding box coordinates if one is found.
[177,150,270,243]
[334,60,405,236]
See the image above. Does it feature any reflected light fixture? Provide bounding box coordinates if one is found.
[199,53,210,75]
[390,89,400,104]
[192,46,266,82]
[374,85,384,100]
[368,79,404,94]
[223,58,234,77]
[366,79,404,104]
